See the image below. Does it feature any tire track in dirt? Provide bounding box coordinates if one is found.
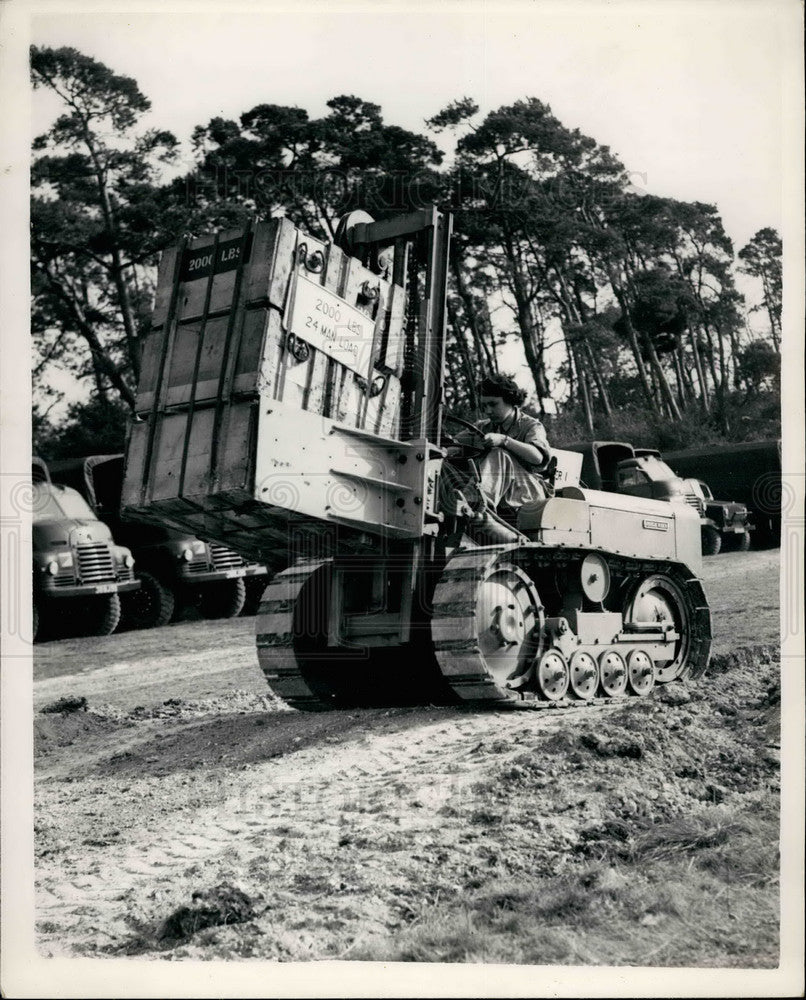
[36,703,603,957]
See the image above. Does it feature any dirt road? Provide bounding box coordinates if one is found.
[32,548,782,965]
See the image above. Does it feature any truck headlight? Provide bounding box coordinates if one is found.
[47,560,59,575]
[181,547,194,561]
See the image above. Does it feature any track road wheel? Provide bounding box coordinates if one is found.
[536,650,569,701]
[569,650,599,701]
[701,525,721,556]
[122,571,175,630]
[432,548,543,703]
[199,578,246,619]
[598,650,627,698]
[627,649,655,697]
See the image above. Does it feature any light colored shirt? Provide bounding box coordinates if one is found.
[479,408,551,471]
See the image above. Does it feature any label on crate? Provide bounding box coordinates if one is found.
[287,274,376,377]
[180,235,252,282]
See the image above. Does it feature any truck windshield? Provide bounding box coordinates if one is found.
[32,484,97,522]
[618,468,649,487]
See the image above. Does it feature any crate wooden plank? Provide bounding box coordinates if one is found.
[164,315,230,405]
[135,328,166,413]
[231,306,270,396]
[151,412,191,500]
[242,307,281,401]
[150,245,180,329]
[178,406,217,498]
[219,400,258,493]
[245,218,298,309]
[121,420,149,507]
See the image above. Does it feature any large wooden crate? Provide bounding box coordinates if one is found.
[122,218,431,561]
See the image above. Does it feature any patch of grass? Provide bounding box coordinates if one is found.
[631,801,779,887]
[352,795,780,967]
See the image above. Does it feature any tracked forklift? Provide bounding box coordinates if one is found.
[122,206,711,708]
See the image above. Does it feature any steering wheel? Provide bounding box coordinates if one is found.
[442,411,490,458]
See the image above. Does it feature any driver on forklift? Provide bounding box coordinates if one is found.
[475,373,552,511]
[452,374,552,525]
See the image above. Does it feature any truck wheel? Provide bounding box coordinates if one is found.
[121,571,175,630]
[725,530,751,553]
[701,525,722,556]
[82,593,122,637]
[241,577,268,617]
[199,578,246,619]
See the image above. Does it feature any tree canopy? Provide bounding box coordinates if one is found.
[31,47,781,455]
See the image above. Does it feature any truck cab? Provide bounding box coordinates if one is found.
[48,455,269,628]
[32,458,138,640]
[568,441,751,555]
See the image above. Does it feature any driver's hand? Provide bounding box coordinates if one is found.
[484,433,507,448]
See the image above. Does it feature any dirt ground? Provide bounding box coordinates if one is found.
[32,548,783,966]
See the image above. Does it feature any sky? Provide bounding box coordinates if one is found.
[24,1,797,251]
[2,0,803,414]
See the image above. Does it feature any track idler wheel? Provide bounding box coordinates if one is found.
[626,649,656,697]
[598,650,628,698]
[623,572,693,683]
[536,650,569,701]
[569,650,599,701]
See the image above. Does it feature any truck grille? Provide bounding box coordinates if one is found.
[684,494,704,515]
[186,553,212,574]
[53,569,76,589]
[210,544,245,570]
[76,543,115,581]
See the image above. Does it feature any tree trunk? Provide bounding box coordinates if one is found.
[499,224,549,408]
[612,287,659,417]
[759,268,781,352]
[83,136,142,380]
[572,345,595,434]
[688,325,710,412]
[450,253,496,377]
[43,266,136,409]
[447,301,478,412]
[583,339,614,420]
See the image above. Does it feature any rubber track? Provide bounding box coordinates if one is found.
[255,560,330,710]
[257,550,711,710]
[431,545,712,706]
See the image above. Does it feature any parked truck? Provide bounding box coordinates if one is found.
[32,457,139,640]
[664,440,782,547]
[120,207,711,708]
[567,442,752,555]
[48,455,269,629]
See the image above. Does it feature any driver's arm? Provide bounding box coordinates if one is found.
[485,425,549,470]
[484,433,546,468]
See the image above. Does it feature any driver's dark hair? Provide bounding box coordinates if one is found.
[478,373,527,407]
